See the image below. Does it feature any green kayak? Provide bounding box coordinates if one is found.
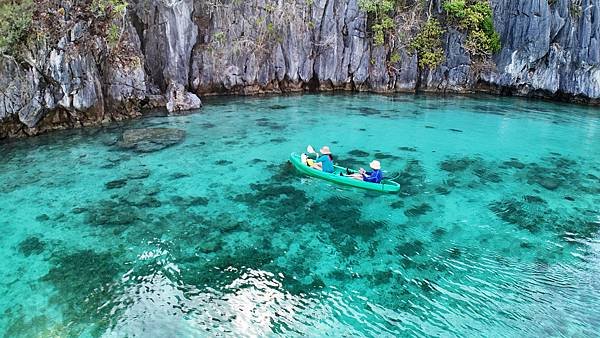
[289,152,401,193]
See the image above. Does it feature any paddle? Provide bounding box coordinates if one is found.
[307,145,317,156]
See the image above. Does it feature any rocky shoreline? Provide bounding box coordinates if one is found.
[1,0,599,139]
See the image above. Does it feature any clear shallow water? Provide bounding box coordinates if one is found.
[0,93,599,337]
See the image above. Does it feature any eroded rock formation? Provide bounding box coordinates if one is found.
[1,0,599,138]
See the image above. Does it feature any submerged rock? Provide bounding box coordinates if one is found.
[523,195,546,204]
[212,213,243,233]
[198,240,222,253]
[280,275,326,295]
[117,128,186,153]
[35,214,50,222]
[390,200,405,209]
[170,172,190,180]
[435,185,451,195]
[432,228,447,238]
[71,207,87,214]
[537,177,561,191]
[105,179,127,189]
[133,196,162,208]
[170,195,209,208]
[524,156,580,191]
[18,236,46,256]
[503,159,526,169]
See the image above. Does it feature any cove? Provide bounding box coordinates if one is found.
[0,93,599,336]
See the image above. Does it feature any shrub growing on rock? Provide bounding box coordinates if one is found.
[410,18,445,69]
[0,0,34,55]
[358,0,397,45]
[443,0,501,56]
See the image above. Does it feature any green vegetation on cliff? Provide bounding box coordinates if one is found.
[358,0,397,46]
[410,19,445,69]
[442,0,501,56]
[359,0,501,70]
[0,0,34,55]
[0,0,128,57]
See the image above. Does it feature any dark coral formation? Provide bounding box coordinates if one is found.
[489,197,599,238]
[348,149,370,157]
[440,157,478,173]
[525,155,577,191]
[489,199,544,233]
[18,236,46,256]
[105,179,128,189]
[396,159,427,196]
[42,250,122,335]
[397,240,424,257]
[404,203,433,217]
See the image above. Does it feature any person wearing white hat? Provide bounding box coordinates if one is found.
[345,159,383,183]
[309,146,335,173]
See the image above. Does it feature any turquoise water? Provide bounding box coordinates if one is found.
[1,93,599,337]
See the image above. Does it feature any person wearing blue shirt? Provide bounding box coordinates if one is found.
[346,160,383,183]
[310,146,335,173]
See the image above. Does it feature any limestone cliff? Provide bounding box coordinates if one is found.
[0,0,599,138]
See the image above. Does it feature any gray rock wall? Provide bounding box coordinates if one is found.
[486,0,600,99]
[1,0,599,138]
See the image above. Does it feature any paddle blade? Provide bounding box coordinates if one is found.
[307,145,316,154]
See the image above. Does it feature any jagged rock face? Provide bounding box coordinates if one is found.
[189,0,391,93]
[487,0,600,99]
[186,0,600,97]
[104,22,148,112]
[0,0,599,138]
[0,4,148,138]
[132,0,198,92]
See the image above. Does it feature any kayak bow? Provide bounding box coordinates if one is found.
[289,152,400,193]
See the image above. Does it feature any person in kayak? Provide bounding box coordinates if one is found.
[309,146,334,173]
[346,160,383,183]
